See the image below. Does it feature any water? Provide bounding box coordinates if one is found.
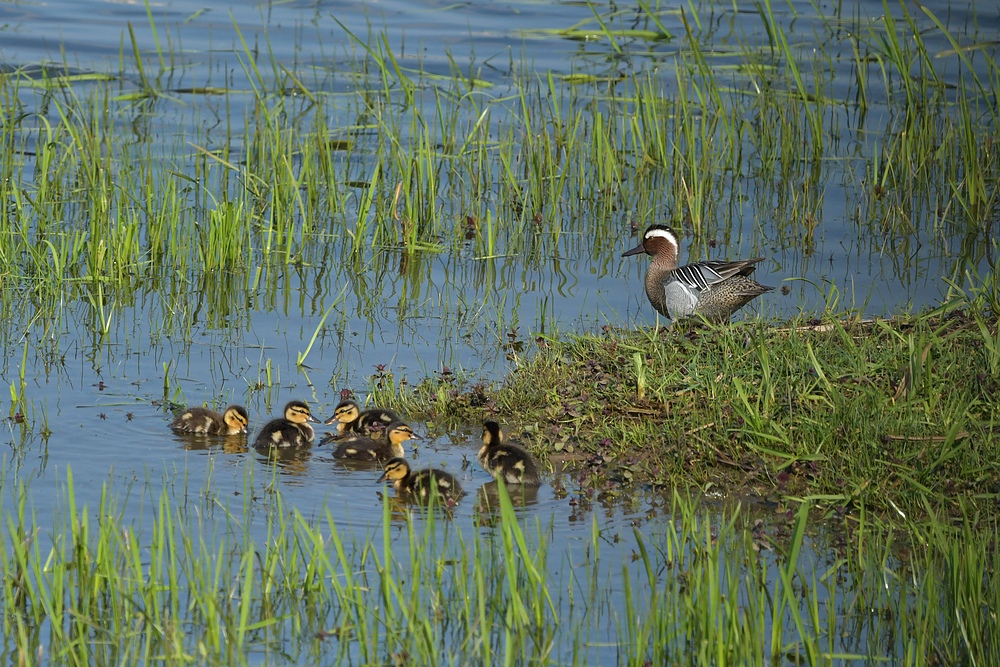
[1,0,998,662]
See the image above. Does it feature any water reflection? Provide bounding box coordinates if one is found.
[173,433,249,455]
[253,446,314,478]
[474,481,541,515]
[326,456,385,475]
[376,490,461,523]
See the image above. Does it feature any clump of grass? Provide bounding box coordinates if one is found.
[0,0,997,380]
[2,467,999,664]
[376,289,1000,522]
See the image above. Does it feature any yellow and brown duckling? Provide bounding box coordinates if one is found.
[478,420,541,486]
[377,457,464,502]
[253,400,321,450]
[324,399,400,438]
[170,404,249,436]
[325,421,418,461]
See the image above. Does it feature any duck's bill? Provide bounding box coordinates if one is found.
[621,243,646,257]
[376,472,388,484]
[316,433,338,447]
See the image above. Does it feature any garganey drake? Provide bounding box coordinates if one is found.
[622,224,773,323]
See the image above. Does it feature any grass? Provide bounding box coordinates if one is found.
[373,285,1000,524]
[2,465,999,665]
[0,1,995,305]
[0,0,995,500]
[0,3,999,662]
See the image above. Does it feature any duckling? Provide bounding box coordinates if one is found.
[478,420,542,486]
[326,421,418,461]
[253,400,321,449]
[323,399,400,438]
[170,404,249,436]
[377,457,464,502]
[622,224,773,323]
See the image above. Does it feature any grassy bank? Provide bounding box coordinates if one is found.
[373,283,1000,522]
[2,468,998,665]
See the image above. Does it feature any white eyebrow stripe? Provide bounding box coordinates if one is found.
[645,229,675,242]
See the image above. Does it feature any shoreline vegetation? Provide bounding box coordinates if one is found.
[1,0,999,662]
[1,1,996,334]
[2,416,998,665]
[375,291,1000,524]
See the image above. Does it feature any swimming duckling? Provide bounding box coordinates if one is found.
[326,421,418,461]
[478,420,542,486]
[170,404,249,436]
[253,400,321,449]
[377,457,464,502]
[324,399,400,438]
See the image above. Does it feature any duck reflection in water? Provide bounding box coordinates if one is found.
[475,480,541,517]
[254,446,313,478]
[175,434,249,455]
